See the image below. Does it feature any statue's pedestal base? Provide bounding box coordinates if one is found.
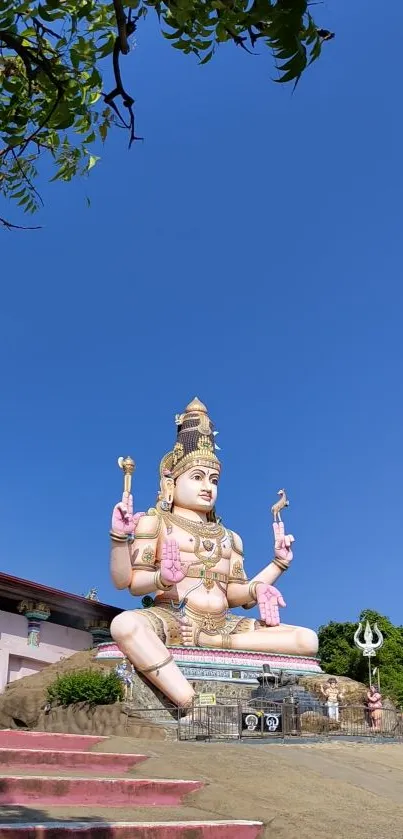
[96,642,321,684]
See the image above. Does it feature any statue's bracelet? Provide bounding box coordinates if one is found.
[110,529,135,544]
[272,557,289,572]
[154,570,173,591]
[248,580,266,602]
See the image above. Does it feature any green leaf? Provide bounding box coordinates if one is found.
[162,29,183,40]
[87,154,100,170]
[275,67,301,84]
[199,49,214,64]
[99,121,109,142]
[38,5,64,21]
[97,33,115,57]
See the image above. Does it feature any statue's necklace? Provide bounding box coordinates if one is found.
[161,510,225,543]
[161,510,225,583]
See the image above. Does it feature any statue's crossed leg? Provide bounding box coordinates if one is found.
[111,609,195,707]
[179,614,318,656]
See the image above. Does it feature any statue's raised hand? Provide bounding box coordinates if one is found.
[273,521,294,567]
[111,491,144,536]
[160,540,187,585]
[256,583,286,626]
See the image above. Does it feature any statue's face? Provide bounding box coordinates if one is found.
[174,466,219,513]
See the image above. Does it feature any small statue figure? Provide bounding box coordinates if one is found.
[115,659,135,702]
[367,685,383,731]
[109,398,318,709]
[321,677,344,722]
[85,587,99,601]
[271,489,289,523]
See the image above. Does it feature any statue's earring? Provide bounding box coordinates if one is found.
[158,469,174,512]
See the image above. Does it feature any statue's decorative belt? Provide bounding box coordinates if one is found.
[186,567,228,584]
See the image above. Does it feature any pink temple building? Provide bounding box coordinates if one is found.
[0,572,119,692]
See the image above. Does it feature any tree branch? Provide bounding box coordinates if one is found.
[103,18,141,147]
[112,0,129,55]
[0,215,41,230]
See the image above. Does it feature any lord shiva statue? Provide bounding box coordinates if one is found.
[110,397,318,707]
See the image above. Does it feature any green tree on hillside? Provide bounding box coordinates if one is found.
[0,0,334,226]
[318,610,403,705]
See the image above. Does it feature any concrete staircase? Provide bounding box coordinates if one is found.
[0,730,263,838]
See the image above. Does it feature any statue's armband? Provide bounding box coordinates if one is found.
[128,512,161,584]
[227,530,248,584]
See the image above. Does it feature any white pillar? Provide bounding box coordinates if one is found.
[0,649,9,693]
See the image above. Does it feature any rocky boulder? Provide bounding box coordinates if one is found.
[0,648,178,738]
[300,674,368,705]
[300,711,340,734]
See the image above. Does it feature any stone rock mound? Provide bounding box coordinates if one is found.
[300,674,368,705]
[300,711,340,734]
[0,648,177,739]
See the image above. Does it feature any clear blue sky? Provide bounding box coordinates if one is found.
[1,0,402,634]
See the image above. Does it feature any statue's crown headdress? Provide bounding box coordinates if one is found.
[160,397,221,479]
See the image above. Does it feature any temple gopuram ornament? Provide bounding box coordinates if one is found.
[85,587,99,601]
[109,397,318,708]
[17,600,51,647]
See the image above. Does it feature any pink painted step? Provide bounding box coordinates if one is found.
[0,731,107,752]
[0,776,204,807]
[0,748,148,773]
[0,822,263,838]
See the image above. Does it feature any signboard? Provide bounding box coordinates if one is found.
[198,693,216,706]
[242,711,282,733]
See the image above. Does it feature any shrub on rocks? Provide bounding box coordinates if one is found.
[47,670,123,707]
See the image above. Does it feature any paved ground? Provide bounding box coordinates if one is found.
[3,738,403,837]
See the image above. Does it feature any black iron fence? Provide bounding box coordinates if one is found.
[117,696,403,741]
[176,699,403,741]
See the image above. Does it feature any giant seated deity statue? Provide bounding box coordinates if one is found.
[109,398,318,708]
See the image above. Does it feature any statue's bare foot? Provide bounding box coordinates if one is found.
[179,616,195,646]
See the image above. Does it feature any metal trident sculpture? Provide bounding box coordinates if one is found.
[354,621,384,687]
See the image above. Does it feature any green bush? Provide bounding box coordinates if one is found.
[47,669,124,707]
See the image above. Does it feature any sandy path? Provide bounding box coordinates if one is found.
[92,738,403,838]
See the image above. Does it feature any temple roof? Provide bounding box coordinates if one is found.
[0,571,120,631]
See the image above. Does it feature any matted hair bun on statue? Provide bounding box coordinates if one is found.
[159,397,221,481]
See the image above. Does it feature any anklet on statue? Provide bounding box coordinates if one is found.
[138,654,173,676]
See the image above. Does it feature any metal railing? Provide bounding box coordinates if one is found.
[116,696,403,741]
[176,699,403,741]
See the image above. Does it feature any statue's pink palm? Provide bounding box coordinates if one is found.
[160,539,187,584]
[256,584,286,626]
